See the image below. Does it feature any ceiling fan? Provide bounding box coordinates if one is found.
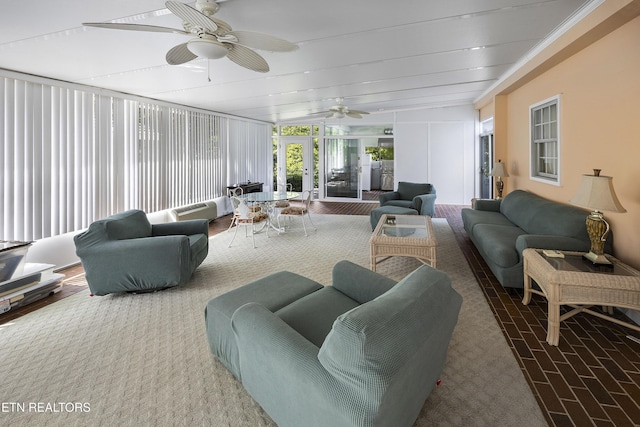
[321,98,370,119]
[83,0,298,73]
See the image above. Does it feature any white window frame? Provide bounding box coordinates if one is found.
[529,95,561,186]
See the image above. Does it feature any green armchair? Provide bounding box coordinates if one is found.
[379,181,437,216]
[74,209,209,296]
[205,260,462,427]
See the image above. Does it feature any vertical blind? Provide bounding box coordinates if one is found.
[227,118,272,188]
[1,74,272,241]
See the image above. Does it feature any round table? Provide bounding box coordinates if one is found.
[240,191,300,233]
[241,191,299,203]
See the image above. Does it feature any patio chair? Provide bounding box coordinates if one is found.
[379,182,437,217]
[277,190,316,236]
[274,178,293,209]
[228,196,269,248]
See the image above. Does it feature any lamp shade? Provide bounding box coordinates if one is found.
[569,170,626,213]
[489,160,509,178]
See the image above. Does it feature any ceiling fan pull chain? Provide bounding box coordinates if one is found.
[208,60,212,82]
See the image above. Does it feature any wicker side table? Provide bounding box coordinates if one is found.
[522,248,640,346]
[369,214,436,272]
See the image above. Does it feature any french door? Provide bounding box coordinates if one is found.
[277,138,313,193]
[324,138,360,199]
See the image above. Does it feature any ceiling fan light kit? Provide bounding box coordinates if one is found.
[83,0,297,73]
[187,37,229,59]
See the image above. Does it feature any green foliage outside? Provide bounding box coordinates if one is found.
[272,126,319,191]
[273,125,392,191]
[365,146,394,161]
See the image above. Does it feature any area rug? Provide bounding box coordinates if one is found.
[0,215,546,426]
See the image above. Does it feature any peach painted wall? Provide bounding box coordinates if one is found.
[497,15,640,268]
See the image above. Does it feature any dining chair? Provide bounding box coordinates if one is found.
[226,187,245,232]
[227,187,262,233]
[277,190,316,236]
[274,178,293,209]
[229,187,244,196]
[228,196,269,248]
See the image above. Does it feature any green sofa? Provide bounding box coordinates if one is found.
[74,209,209,295]
[461,190,611,289]
[205,260,462,427]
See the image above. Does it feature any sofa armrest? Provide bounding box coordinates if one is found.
[414,194,437,216]
[331,260,397,304]
[152,219,209,237]
[474,198,501,212]
[379,191,400,206]
[515,235,591,254]
[232,303,349,425]
[232,303,323,372]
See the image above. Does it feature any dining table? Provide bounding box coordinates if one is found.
[239,191,300,233]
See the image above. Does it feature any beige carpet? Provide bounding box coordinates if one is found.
[0,215,546,426]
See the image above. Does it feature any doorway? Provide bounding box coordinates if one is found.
[479,116,494,199]
[277,138,314,193]
[479,134,493,199]
[325,138,360,199]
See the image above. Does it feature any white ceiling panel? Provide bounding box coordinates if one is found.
[0,0,594,122]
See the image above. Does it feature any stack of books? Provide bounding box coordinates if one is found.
[0,263,65,314]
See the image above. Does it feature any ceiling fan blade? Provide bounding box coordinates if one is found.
[349,109,369,115]
[83,22,189,35]
[166,42,198,65]
[226,44,269,73]
[346,111,363,119]
[165,1,218,33]
[209,16,233,33]
[325,112,335,118]
[224,30,298,52]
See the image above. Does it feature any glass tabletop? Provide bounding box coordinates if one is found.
[540,251,635,276]
[241,191,300,203]
[377,215,429,238]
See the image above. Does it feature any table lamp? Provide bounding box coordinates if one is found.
[489,160,509,199]
[569,169,626,265]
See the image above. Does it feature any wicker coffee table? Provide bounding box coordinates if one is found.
[369,214,436,272]
[522,248,640,346]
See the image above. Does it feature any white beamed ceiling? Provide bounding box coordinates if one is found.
[0,0,593,123]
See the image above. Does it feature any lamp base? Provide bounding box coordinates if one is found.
[495,179,504,200]
[583,210,612,265]
[583,251,612,265]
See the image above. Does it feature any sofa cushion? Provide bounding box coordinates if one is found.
[525,202,589,238]
[205,271,323,379]
[500,190,589,238]
[275,287,360,347]
[384,199,415,209]
[397,182,433,201]
[461,208,517,235]
[105,210,152,240]
[473,224,526,268]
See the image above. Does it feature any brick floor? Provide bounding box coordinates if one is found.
[2,201,639,426]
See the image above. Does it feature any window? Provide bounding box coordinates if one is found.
[530,96,560,184]
[1,72,271,241]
